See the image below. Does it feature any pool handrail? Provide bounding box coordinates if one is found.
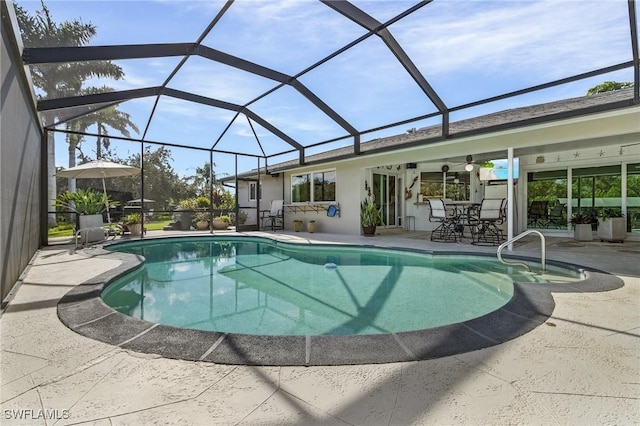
[497,230,546,273]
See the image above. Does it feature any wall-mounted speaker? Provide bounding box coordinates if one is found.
[406,163,417,169]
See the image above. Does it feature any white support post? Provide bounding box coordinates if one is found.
[507,147,514,251]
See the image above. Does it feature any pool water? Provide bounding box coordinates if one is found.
[103,237,580,336]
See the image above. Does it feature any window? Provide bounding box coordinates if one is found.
[313,170,336,202]
[419,172,470,201]
[249,182,261,201]
[527,170,568,229]
[292,170,336,202]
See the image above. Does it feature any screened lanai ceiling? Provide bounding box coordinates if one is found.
[15,0,640,170]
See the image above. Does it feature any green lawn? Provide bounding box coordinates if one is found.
[48,217,172,238]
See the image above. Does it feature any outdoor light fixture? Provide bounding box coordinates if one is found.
[441,165,449,173]
[465,155,475,172]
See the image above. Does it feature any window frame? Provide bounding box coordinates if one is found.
[291,168,336,203]
[249,182,262,201]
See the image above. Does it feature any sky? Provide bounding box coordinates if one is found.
[15,0,637,179]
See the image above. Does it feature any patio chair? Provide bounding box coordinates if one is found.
[527,200,549,228]
[547,202,566,228]
[428,198,460,242]
[471,198,507,245]
[261,199,284,231]
[75,214,109,248]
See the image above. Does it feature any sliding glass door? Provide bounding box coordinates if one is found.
[372,172,398,227]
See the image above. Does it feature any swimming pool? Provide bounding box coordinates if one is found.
[102,237,579,336]
[57,235,622,365]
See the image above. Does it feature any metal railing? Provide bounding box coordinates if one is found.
[497,230,546,273]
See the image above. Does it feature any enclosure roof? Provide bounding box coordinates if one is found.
[11,0,640,167]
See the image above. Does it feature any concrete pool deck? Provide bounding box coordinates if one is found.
[1,230,639,425]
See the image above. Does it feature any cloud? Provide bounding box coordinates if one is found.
[395,0,631,80]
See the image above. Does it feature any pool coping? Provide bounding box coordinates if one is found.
[57,235,624,366]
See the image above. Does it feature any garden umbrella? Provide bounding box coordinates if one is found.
[57,159,140,223]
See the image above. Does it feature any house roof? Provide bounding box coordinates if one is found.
[223,87,638,180]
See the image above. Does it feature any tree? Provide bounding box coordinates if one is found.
[64,86,139,193]
[121,146,191,211]
[15,1,124,226]
[587,81,634,95]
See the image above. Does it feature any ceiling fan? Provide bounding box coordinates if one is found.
[441,154,478,173]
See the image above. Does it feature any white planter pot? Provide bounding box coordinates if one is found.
[573,223,593,241]
[597,218,626,242]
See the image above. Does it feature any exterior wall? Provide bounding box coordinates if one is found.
[282,163,360,234]
[1,7,43,303]
[266,105,639,236]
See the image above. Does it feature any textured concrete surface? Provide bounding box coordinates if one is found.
[1,230,638,425]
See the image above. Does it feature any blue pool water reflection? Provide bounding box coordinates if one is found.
[103,237,580,336]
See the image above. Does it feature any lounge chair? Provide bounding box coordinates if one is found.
[75,214,109,248]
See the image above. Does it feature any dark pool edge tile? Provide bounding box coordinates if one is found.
[56,236,627,366]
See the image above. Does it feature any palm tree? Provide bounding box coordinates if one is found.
[64,86,139,192]
[15,2,124,226]
[91,107,140,159]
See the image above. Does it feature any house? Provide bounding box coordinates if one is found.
[225,87,640,239]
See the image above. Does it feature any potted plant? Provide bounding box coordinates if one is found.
[123,213,143,236]
[193,211,210,230]
[569,211,596,241]
[231,210,248,226]
[212,215,230,230]
[54,188,117,216]
[597,208,626,242]
[361,199,382,236]
[53,188,118,231]
[307,220,316,233]
[293,219,303,232]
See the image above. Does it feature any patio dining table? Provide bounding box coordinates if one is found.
[446,201,481,238]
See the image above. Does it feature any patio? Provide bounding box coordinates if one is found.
[1,231,638,425]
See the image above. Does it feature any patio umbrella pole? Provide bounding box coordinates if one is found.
[102,176,111,224]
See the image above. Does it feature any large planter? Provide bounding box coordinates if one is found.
[597,217,626,242]
[127,223,142,237]
[196,220,210,230]
[573,223,593,241]
[362,225,376,237]
[212,219,228,230]
[293,221,303,232]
